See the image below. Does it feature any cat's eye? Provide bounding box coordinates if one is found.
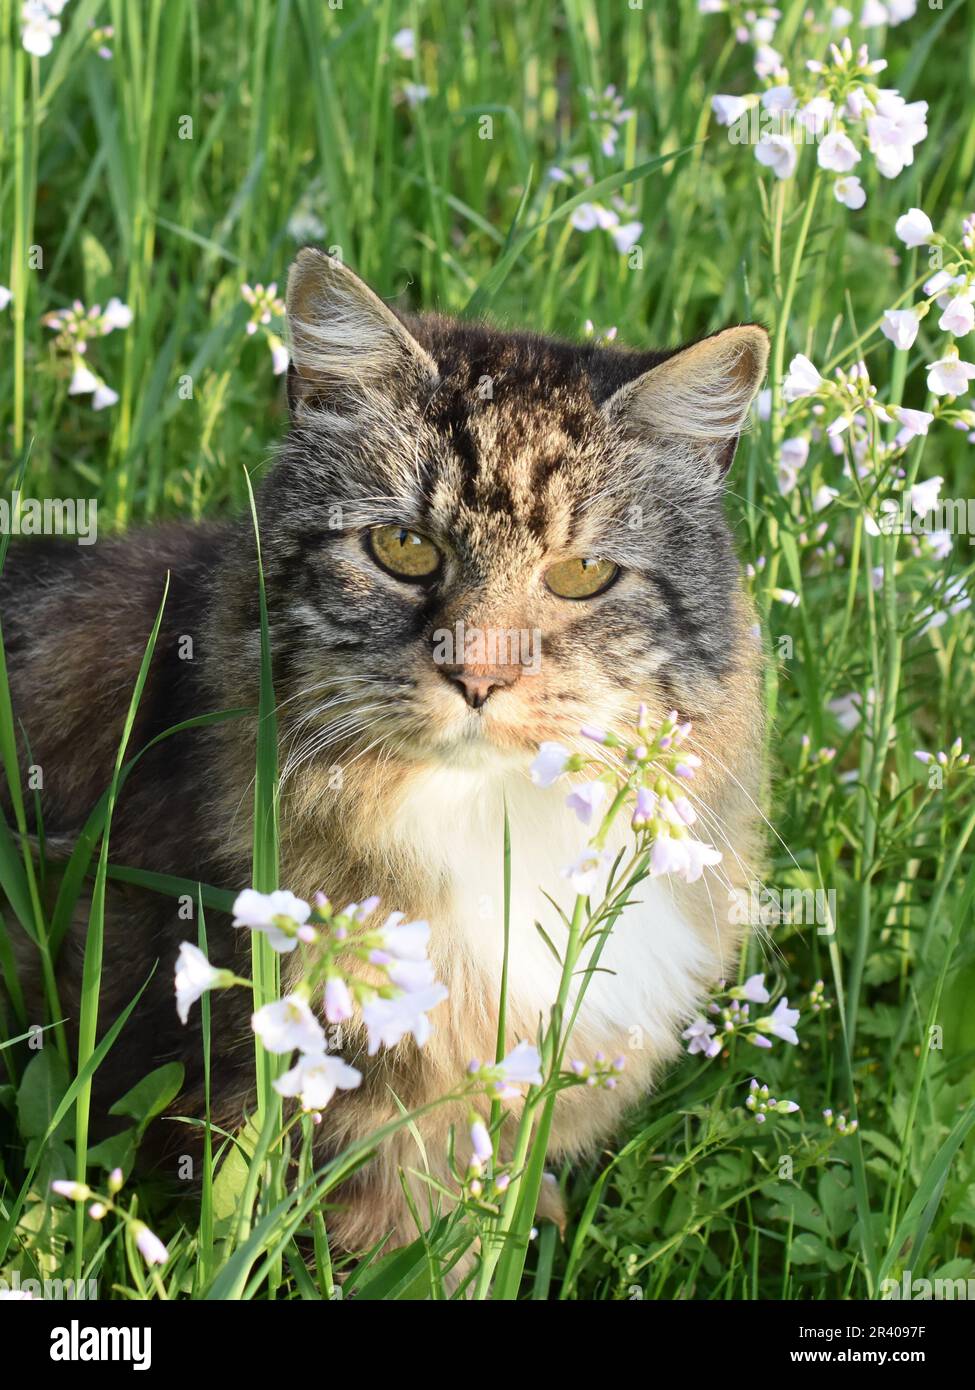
[367,525,443,582]
[545,556,619,600]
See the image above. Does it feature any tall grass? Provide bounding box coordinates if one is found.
[1,0,974,1300]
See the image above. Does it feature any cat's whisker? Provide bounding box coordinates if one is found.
[687,740,806,880]
[280,704,402,788]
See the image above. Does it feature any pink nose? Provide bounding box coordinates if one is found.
[445,671,517,710]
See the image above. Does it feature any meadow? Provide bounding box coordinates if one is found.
[1,0,975,1303]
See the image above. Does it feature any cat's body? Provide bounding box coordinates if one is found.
[2,251,768,1251]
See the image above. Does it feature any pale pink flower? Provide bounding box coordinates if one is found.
[530,741,571,787]
[362,983,448,1053]
[834,175,866,209]
[797,96,835,135]
[495,1041,543,1087]
[372,914,431,963]
[895,208,934,247]
[134,1224,169,1267]
[562,847,612,897]
[274,1051,361,1110]
[175,942,225,1025]
[21,1,60,57]
[881,307,920,349]
[682,839,723,883]
[939,294,975,338]
[927,355,975,396]
[610,222,642,255]
[101,297,133,332]
[892,406,934,440]
[910,475,943,515]
[782,354,822,401]
[755,134,797,180]
[251,994,325,1054]
[740,973,770,1004]
[51,1180,91,1201]
[391,27,415,59]
[323,976,354,1024]
[758,997,800,1045]
[91,382,119,411]
[682,1017,722,1058]
[470,1119,493,1163]
[818,131,860,173]
[233,888,311,953]
[761,86,794,115]
[565,781,607,826]
[386,957,436,992]
[69,363,99,395]
[869,98,927,178]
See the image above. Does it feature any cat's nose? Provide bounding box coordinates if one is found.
[444,670,516,710]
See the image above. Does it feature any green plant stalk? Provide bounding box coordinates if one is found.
[887,810,975,1240]
[477,780,635,1298]
[770,170,823,448]
[241,470,283,1292]
[0,619,67,1060]
[846,530,902,1053]
[74,579,170,1283]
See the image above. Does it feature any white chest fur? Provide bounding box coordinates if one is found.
[386,763,717,1054]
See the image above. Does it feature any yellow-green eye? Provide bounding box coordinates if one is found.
[367,525,442,582]
[545,557,619,600]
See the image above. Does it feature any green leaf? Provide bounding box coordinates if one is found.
[16,1050,71,1142]
[87,1127,137,1174]
[108,1062,184,1133]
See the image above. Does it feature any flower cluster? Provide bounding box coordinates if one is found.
[823,1107,858,1135]
[798,738,838,771]
[176,890,452,1115]
[467,1042,544,1100]
[585,84,634,158]
[565,1052,627,1090]
[682,973,802,1059]
[880,210,975,400]
[464,1119,511,1203]
[533,707,726,898]
[49,1168,169,1269]
[706,4,927,204]
[807,979,830,1016]
[21,0,67,57]
[744,1077,800,1123]
[915,739,972,775]
[547,158,643,256]
[241,282,289,376]
[42,297,133,410]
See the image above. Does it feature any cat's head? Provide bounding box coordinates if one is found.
[253,250,768,773]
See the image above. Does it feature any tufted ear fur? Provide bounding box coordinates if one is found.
[285,249,438,415]
[601,325,769,474]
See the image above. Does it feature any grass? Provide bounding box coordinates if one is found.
[1,0,975,1301]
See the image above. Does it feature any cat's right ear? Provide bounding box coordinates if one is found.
[285,249,438,415]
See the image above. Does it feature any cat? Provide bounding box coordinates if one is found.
[1,249,768,1254]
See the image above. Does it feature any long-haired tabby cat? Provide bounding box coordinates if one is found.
[2,250,768,1252]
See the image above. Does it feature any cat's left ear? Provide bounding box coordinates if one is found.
[601,325,769,474]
